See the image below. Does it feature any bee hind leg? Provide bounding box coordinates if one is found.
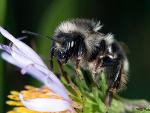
[103,58,123,107]
[106,64,122,108]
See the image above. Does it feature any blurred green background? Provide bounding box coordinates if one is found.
[0,0,150,112]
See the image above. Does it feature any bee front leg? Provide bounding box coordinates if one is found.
[50,47,55,71]
[57,59,70,82]
[57,59,65,76]
[50,42,55,71]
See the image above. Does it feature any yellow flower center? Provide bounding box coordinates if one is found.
[6,85,70,113]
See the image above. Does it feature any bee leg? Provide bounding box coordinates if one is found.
[57,59,70,82]
[50,47,55,71]
[75,59,84,80]
[50,45,69,82]
[75,42,86,80]
[50,42,55,71]
[92,58,102,87]
[105,89,113,108]
[57,59,65,76]
[101,56,122,107]
[105,63,122,107]
[75,59,80,73]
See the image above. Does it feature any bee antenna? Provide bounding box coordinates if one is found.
[22,30,61,43]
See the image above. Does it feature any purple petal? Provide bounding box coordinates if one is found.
[0,26,72,103]
[1,52,20,67]
[0,44,12,54]
[0,26,46,67]
[21,64,71,102]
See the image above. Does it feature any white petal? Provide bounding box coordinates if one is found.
[0,26,46,67]
[1,52,21,67]
[12,51,33,66]
[33,64,71,102]
[2,53,71,102]
[0,44,34,68]
[2,52,70,101]
[0,44,12,53]
[0,27,72,103]
[45,77,71,102]
[19,93,72,112]
[25,64,71,102]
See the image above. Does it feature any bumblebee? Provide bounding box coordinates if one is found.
[50,19,129,106]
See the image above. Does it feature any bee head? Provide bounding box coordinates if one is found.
[53,31,85,64]
[52,18,102,64]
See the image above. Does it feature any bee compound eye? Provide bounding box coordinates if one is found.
[56,50,68,63]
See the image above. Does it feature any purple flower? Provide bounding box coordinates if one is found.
[0,26,74,112]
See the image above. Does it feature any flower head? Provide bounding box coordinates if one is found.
[7,86,72,113]
[0,26,74,112]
